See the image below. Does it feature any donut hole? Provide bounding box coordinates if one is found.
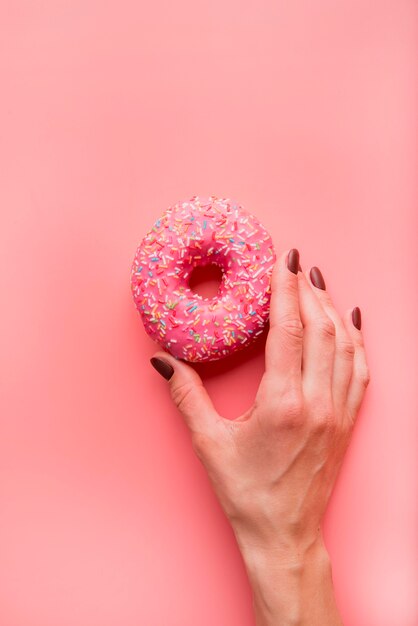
[188,263,224,299]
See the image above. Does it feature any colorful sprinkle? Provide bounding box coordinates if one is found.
[130,195,275,362]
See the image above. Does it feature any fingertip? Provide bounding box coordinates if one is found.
[279,248,292,271]
[273,248,301,276]
[150,353,175,380]
[270,249,291,290]
[287,248,300,274]
[352,306,362,331]
[343,308,363,343]
[151,350,177,364]
[309,266,326,291]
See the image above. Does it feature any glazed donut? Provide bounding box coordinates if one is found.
[130,195,275,362]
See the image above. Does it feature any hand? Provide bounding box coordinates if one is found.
[150,248,370,626]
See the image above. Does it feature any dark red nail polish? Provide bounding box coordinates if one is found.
[352,307,361,330]
[310,266,326,290]
[150,357,174,380]
[287,249,299,274]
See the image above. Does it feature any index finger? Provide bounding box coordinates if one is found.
[264,248,303,385]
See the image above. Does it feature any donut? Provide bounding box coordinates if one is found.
[130,195,275,362]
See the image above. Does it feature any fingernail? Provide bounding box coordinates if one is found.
[310,266,326,290]
[352,307,361,330]
[150,357,174,380]
[287,249,299,274]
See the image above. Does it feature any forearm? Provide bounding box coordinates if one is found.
[236,534,344,626]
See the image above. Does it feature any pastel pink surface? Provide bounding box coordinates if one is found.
[0,2,417,625]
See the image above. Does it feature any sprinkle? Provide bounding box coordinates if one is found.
[130,196,274,362]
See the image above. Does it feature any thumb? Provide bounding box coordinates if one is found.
[150,352,222,437]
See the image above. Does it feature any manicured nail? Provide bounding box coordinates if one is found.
[150,357,174,380]
[352,307,361,330]
[310,266,326,290]
[287,249,299,274]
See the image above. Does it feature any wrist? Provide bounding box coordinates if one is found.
[233,532,343,626]
[232,523,328,569]
[237,530,331,590]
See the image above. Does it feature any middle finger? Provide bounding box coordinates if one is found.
[297,268,336,407]
[303,267,355,411]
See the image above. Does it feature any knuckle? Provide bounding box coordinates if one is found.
[279,391,304,427]
[359,367,371,388]
[279,315,304,341]
[171,380,195,413]
[336,338,355,359]
[307,394,335,432]
[315,316,336,340]
[281,413,303,430]
[311,409,336,434]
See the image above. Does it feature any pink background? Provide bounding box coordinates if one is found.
[1,1,417,624]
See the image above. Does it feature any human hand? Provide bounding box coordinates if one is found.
[150,248,370,625]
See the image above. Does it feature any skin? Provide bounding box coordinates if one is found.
[151,248,370,626]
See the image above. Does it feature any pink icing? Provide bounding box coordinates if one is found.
[130,195,276,362]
